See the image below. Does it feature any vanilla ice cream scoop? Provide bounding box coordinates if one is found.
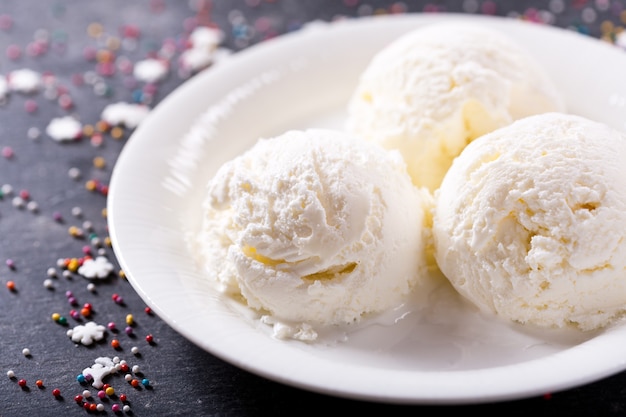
[433,112,626,331]
[346,22,565,192]
[198,129,429,339]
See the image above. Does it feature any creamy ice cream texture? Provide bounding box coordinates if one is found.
[433,112,626,331]
[197,129,430,339]
[346,22,565,192]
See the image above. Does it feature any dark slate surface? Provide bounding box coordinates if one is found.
[1,1,625,416]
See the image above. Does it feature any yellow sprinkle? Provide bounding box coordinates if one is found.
[600,20,614,34]
[104,236,112,247]
[68,226,83,238]
[110,126,124,139]
[96,120,110,132]
[101,208,108,218]
[67,258,80,272]
[106,36,121,50]
[51,313,60,321]
[87,22,104,38]
[85,180,97,191]
[82,124,95,137]
[126,314,134,326]
[119,270,126,279]
[93,156,106,169]
[105,386,115,396]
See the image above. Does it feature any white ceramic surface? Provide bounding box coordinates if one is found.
[107,13,626,405]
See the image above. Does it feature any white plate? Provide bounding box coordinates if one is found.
[107,13,626,404]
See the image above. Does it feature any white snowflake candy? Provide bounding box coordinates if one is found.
[189,26,223,49]
[100,102,149,128]
[133,58,168,83]
[78,256,114,280]
[82,357,115,389]
[46,116,82,142]
[8,68,42,93]
[67,321,106,346]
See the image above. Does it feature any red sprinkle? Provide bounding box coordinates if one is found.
[52,388,61,397]
[145,334,154,344]
[17,379,26,387]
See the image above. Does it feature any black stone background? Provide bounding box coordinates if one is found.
[1,1,626,416]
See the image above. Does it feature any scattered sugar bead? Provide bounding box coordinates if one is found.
[76,374,86,383]
[51,312,60,321]
[125,314,134,325]
[105,386,115,396]
[53,211,63,222]
[125,326,133,336]
[89,403,98,412]
[144,306,152,315]
[6,259,15,268]
[108,322,116,331]
[62,270,72,278]
[97,403,105,412]
[119,363,129,372]
[82,389,91,397]
[145,334,154,344]
[2,146,13,158]
[36,379,44,388]
[27,126,41,139]
[22,348,30,356]
[12,196,25,208]
[19,190,29,200]
[111,403,121,412]
[70,310,80,320]
[111,339,120,349]
[47,267,57,277]
[87,283,96,292]
[93,156,106,169]
[43,278,54,289]
[113,356,121,363]
[57,316,67,325]
[131,346,139,355]
[1,184,13,195]
[7,370,15,378]
[71,206,83,217]
[119,393,127,402]
[68,226,84,238]
[124,374,132,382]
[24,99,38,113]
[52,388,61,397]
[26,201,38,212]
[123,405,131,412]
[97,390,106,399]
[6,281,16,291]
[130,379,139,388]
[111,126,124,139]
[68,167,81,180]
[74,394,83,403]
[18,379,26,387]
[81,307,91,317]
[141,378,150,386]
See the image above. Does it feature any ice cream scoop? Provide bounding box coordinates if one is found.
[346,22,565,192]
[197,129,430,340]
[433,112,626,331]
